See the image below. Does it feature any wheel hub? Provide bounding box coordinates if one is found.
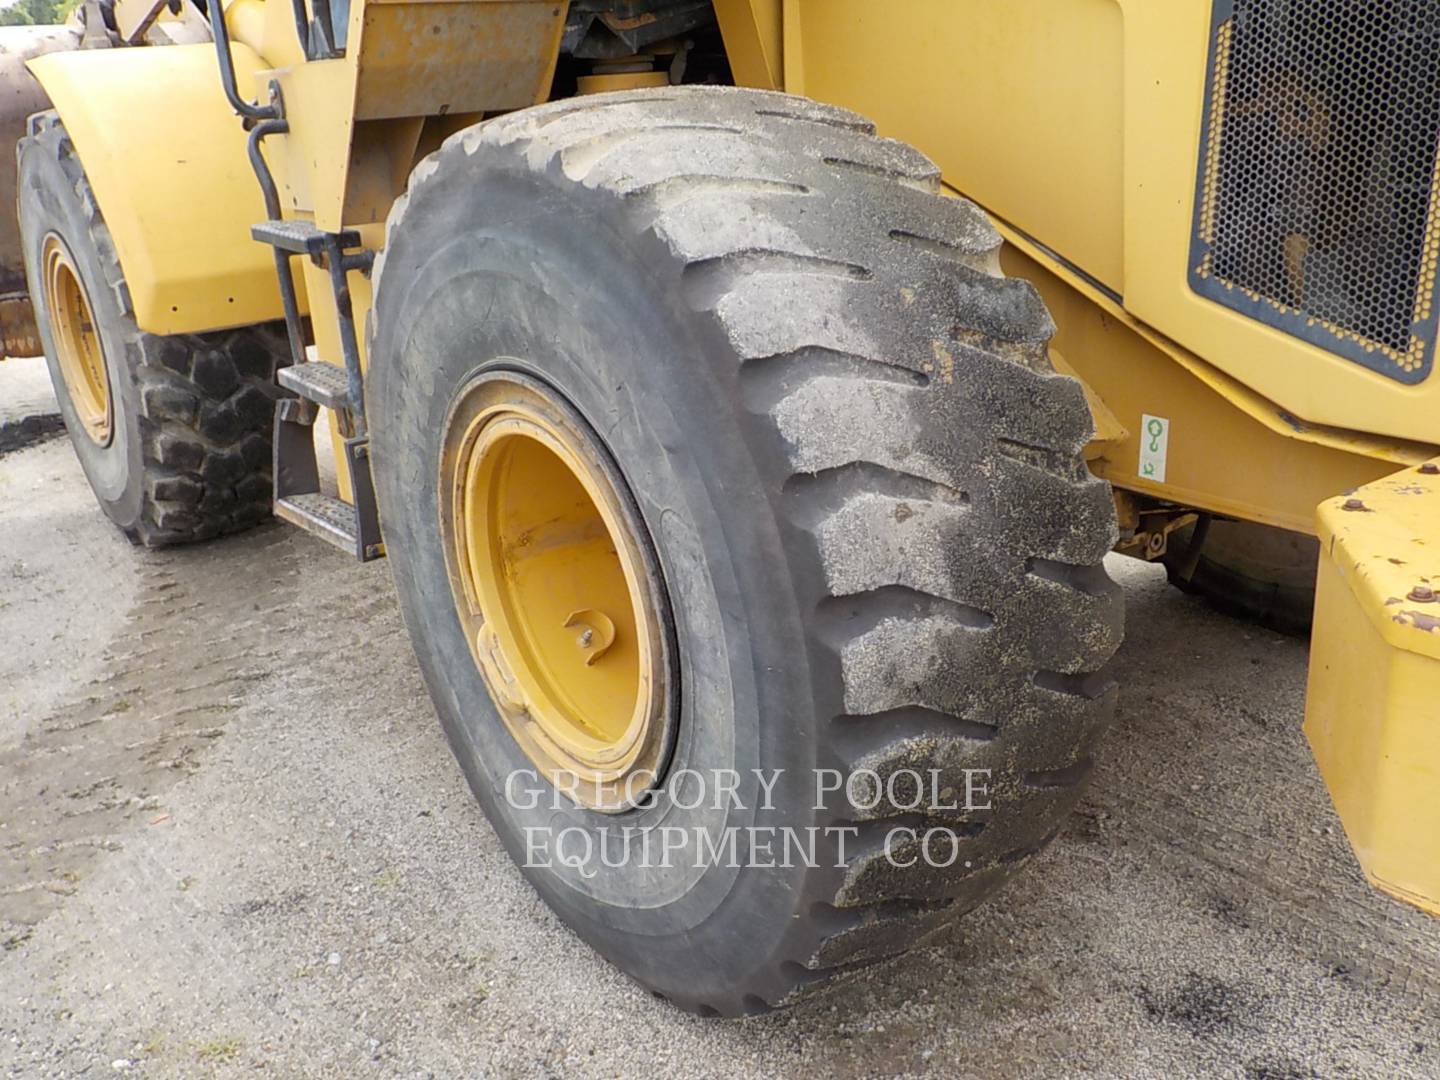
[439,371,673,811]
[42,234,111,446]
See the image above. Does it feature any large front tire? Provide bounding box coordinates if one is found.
[369,88,1122,1014]
[18,113,288,546]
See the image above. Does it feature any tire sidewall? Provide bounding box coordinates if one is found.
[370,163,838,1001]
[19,129,144,531]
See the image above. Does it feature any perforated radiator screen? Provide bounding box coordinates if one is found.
[1190,0,1440,383]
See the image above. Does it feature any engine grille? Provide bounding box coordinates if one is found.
[1190,0,1440,383]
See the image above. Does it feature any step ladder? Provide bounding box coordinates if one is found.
[208,15,384,561]
[251,218,384,562]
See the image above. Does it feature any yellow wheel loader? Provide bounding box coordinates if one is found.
[3,0,1437,1014]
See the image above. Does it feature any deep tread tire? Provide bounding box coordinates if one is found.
[18,112,288,547]
[370,87,1123,1014]
[1164,520,1318,635]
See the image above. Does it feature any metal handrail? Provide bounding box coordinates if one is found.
[289,0,313,60]
[245,109,308,368]
[209,0,280,122]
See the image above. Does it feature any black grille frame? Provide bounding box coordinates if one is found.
[1189,0,1440,385]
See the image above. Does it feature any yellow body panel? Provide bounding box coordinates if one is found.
[790,0,1124,293]
[738,2,1440,916]
[267,58,363,230]
[576,71,668,94]
[763,0,1440,448]
[226,0,306,70]
[1312,468,1440,664]
[1120,5,1440,448]
[351,0,567,122]
[711,0,781,91]
[1307,466,1440,915]
[27,44,291,335]
[250,0,563,232]
[1004,238,1422,534]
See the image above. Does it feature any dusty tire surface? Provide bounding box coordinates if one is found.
[369,87,1123,1015]
[18,112,288,547]
[1164,520,1318,635]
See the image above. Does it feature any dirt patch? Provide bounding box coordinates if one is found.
[1139,972,1252,1038]
[0,413,64,457]
[0,437,1436,1077]
[0,526,300,933]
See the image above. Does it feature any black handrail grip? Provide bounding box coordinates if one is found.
[289,0,313,59]
[210,0,279,122]
[246,113,307,367]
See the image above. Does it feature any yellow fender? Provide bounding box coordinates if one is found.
[28,43,295,335]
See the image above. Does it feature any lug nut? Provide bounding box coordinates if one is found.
[1408,585,1436,603]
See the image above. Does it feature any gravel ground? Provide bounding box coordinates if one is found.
[1,354,1437,1078]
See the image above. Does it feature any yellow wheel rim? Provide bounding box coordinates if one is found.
[42,234,111,446]
[440,371,673,811]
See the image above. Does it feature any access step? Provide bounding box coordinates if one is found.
[278,360,352,411]
[275,492,361,554]
[254,212,381,563]
[251,219,362,258]
[271,399,384,562]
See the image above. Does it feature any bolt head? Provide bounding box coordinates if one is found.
[1343,498,1366,511]
[1422,463,1440,475]
[1408,585,1436,603]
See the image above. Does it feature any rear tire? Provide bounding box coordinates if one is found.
[1164,520,1318,635]
[369,88,1123,1014]
[18,113,288,547]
